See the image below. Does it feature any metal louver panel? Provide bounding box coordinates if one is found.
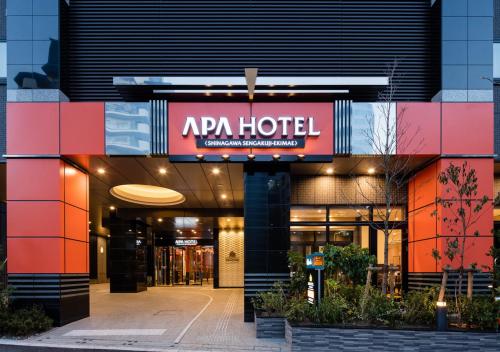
[151,99,167,155]
[64,0,438,101]
[335,100,352,155]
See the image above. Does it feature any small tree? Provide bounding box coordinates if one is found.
[344,60,422,295]
[431,161,497,322]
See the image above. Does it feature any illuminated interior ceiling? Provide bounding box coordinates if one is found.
[110,184,185,206]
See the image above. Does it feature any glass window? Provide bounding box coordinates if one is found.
[105,102,151,155]
[0,43,6,78]
[351,102,395,155]
[468,41,493,65]
[468,17,493,41]
[8,41,32,65]
[33,16,59,41]
[7,16,33,41]
[373,207,405,222]
[329,225,369,248]
[442,0,467,16]
[442,41,467,65]
[329,207,369,222]
[442,17,467,41]
[468,0,493,17]
[7,0,32,16]
[494,208,500,221]
[468,65,493,89]
[376,230,402,267]
[494,44,500,78]
[442,65,468,89]
[7,64,33,89]
[33,0,59,16]
[290,226,326,255]
[290,206,327,222]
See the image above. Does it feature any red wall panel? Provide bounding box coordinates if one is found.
[7,201,63,237]
[64,165,88,211]
[397,102,441,155]
[65,239,88,273]
[60,102,105,155]
[65,204,88,242]
[7,238,65,273]
[413,162,437,210]
[7,103,60,155]
[412,204,437,242]
[442,103,493,155]
[7,159,64,201]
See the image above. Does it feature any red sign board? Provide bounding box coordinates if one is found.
[168,102,334,156]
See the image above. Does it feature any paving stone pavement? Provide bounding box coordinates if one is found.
[0,284,287,352]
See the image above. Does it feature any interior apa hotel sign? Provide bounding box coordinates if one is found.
[168,102,334,156]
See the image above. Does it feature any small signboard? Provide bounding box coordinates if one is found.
[307,274,315,304]
[175,239,198,246]
[306,252,325,270]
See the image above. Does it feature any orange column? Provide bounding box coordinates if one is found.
[6,102,90,325]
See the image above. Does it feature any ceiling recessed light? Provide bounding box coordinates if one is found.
[227,92,233,97]
[97,168,106,175]
[158,218,163,223]
[227,218,231,222]
[205,92,211,96]
[326,168,334,175]
[368,168,375,174]
[109,206,116,211]
[159,168,167,175]
[195,218,199,222]
[221,194,227,199]
[212,168,220,175]
[88,221,92,224]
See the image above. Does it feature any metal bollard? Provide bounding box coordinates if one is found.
[436,301,448,331]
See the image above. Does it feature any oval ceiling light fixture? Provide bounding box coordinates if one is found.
[109,184,185,206]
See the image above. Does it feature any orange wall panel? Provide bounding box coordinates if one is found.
[7,103,60,155]
[413,239,437,272]
[413,162,437,209]
[60,102,105,155]
[7,159,64,201]
[65,239,88,273]
[397,102,441,155]
[7,238,64,273]
[438,237,493,272]
[8,201,63,237]
[64,164,88,210]
[442,103,494,155]
[412,204,437,242]
[65,204,88,242]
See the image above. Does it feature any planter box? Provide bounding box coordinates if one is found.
[285,320,500,352]
[254,312,285,339]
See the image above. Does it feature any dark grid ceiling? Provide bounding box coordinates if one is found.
[89,156,433,212]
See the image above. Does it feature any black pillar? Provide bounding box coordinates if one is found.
[109,217,147,293]
[243,163,291,322]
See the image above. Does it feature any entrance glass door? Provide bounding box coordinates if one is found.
[155,247,170,286]
[172,247,185,285]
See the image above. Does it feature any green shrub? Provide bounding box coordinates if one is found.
[402,287,438,326]
[362,287,402,327]
[323,244,376,286]
[288,251,308,297]
[313,295,348,325]
[252,281,287,317]
[0,305,52,336]
[285,296,314,323]
[459,297,498,330]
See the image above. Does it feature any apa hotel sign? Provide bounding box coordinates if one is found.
[168,102,333,156]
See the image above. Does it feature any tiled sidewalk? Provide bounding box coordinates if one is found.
[0,284,286,352]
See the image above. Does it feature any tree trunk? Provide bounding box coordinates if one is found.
[438,270,448,302]
[467,271,473,299]
[381,230,389,295]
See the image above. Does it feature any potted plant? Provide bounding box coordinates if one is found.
[252,281,287,338]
